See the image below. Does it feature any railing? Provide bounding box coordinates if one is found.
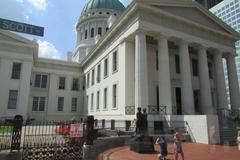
[148,105,167,115]
[217,108,240,120]
[125,106,135,115]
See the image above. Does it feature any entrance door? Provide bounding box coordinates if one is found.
[175,88,182,115]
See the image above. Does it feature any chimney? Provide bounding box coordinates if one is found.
[67,52,73,62]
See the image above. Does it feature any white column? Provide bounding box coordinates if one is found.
[197,46,214,114]
[178,40,195,114]
[226,54,240,110]
[18,61,33,119]
[157,36,172,114]
[213,51,228,109]
[135,33,148,110]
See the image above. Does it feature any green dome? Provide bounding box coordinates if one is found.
[81,0,125,16]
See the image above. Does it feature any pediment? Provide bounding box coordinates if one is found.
[0,30,35,46]
[137,0,240,38]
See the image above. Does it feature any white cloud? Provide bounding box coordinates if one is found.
[37,40,61,59]
[27,0,47,11]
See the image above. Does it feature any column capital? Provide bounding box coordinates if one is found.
[135,29,146,36]
[213,49,224,55]
[175,38,190,46]
[156,34,168,41]
[226,53,236,58]
[196,44,208,51]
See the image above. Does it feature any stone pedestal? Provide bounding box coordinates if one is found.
[83,144,96,160]
[129,135,154,153]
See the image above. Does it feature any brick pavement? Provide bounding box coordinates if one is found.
[98,143,240,160]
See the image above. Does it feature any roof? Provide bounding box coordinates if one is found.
[81,0,125,17]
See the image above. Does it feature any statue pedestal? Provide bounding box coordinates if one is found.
[129,135,154,153]
[83,144,96,160]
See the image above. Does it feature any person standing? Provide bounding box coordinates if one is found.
[173,128,184,160]
[156,136,168,160]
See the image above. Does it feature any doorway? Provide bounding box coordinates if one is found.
[175,87,182,115]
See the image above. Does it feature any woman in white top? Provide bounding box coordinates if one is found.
[173,128,185,160]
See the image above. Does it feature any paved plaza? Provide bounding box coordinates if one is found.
[98,143,240,160]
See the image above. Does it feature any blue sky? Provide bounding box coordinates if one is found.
[0,0,132,60]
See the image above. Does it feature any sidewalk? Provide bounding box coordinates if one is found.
[0,151,21,160]
[98,143,240,160]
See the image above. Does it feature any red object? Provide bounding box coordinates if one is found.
[55,123,70,136]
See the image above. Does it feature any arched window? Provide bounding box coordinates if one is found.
[98,27,102,36]
[91,28,94,38]
[85,30,88,39]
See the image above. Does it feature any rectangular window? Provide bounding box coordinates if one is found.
[112,51,118,72]
[72,78,79,91]
[71,98,77,112]
[57,97,64,111]
[112,84,117,108]
[7,90,18,109]
[97,64,101,83]
[32,97,39,111]
[41,75,47,88]
[58,77,66,90]
[91,93,94,111]
[92,69,95,86]
[104,88,107,109]
[156,50,159,71]
[11,63,21,79]
[97,91,100,111]
[34,74,41,88]
[192,59,198,76]
[87,73,90,88]
[34,74,48,88]
[32,97,45,111]
[39,97,45,111]
[104,58,108,78]
[175,55,180,74]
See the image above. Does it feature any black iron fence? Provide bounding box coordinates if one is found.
[0,119,85,160]
[22,120,84,160]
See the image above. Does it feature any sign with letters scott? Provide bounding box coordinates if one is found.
[0,18,44,36]
[70,123,83,138]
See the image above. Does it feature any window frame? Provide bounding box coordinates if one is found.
[32,96,46,112]
[112,51,118,73]
[72,78,79,91]
[71,97,78,112]
[11,62,22,79]
[7,90,18,109]
[104,58,109,78]
[112,84,118,109]
[58,76,66,90]
[57,97,64,112]
[34,74,48,89]
[103,87,108,110]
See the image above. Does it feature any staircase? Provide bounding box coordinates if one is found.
[218,109,239,145]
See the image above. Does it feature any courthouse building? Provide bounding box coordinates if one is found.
[0,0,240,144]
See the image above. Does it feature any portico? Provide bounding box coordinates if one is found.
[133,31,240,115]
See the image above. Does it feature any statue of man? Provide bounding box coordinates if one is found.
[136,107,143,134]
[142,108,148,133]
